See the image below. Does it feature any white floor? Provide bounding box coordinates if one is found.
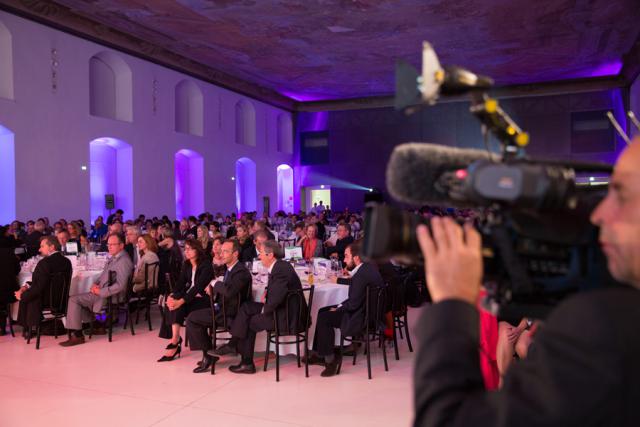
[0,308,421,427]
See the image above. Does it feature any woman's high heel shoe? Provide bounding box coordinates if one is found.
[165,336,182,350]
[157,344,181,362]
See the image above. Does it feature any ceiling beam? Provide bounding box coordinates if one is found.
[0,0,296,111]
[295,76,627,112]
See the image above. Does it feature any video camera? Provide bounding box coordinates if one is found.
[363,42,617,320]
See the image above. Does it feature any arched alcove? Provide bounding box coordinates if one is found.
[89,52,133,122]
[277,114,293,153]
[276,164,294,213]
[235,100,256,146]
[0,125,15,223]
[89,137,133,221]
[175,80,203,136]
[175,149,204,219]
[0,20,14,100]
[235,157,257,214]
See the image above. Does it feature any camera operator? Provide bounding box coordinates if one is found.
[413,140,640,427]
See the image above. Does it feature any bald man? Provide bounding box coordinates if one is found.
[413,140,640,427]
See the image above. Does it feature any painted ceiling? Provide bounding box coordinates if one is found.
[20,0,640,102]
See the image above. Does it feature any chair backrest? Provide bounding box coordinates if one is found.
[143,261,160,292]
[164,272,175,294]
[275,286,314,336]
[365,285,387,333]
[46,271,71,316]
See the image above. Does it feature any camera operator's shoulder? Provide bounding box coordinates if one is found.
[545,286,640,342]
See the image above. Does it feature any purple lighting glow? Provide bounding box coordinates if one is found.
[0,124,16,224]
[276,164,294,213]
[174,149,204,220]
[235,157,256,215]
[89,137,133,221]
[587,59,623,78]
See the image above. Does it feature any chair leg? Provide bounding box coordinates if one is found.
[352,339,358,366]
[108,309,113,342]
[53,318,58,339]
[381,332,389,372]
[35,325,41,350]
[398,318,404,340]
[263,332,270,372]
[337,335,344,375]
[404,314,413,352]
[7,306,15,337]
[295,335,301,368]
[275,334,280,382]
[129,307,136,335]
[304,334,309,378]
[27,326,32,344]
[393,317,400,361]
[366,334,372,380]
[147,302,153,331]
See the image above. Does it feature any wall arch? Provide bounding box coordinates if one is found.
[235,157,256,214]
[0,20,14,100]
[89,137,133,221]
[175,149,204,219]
[89,51,133,122]
[0,124,15,223]
[276,164,294,213]
[175,80,204,136]
[277,114,293,153]
[235,100,256,146]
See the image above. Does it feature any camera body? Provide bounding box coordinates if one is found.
[365,42,618,319]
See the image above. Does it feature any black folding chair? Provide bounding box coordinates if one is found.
[264,286,315,382]
[337,285,388,379]
[130,261,159,332]
[26,271,71,349]
[89,271,132,342]
[208,279,252,375]
[389,274,414,360]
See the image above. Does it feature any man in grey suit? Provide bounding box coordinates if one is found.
[59,233,133,347]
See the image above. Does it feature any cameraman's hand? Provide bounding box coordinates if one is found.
[416,217,482,305]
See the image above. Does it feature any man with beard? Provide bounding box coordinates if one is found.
[306,240,385,377]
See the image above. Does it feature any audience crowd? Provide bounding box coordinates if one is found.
[0,205,526,384]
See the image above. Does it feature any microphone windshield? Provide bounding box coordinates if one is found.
[386,143,494,206]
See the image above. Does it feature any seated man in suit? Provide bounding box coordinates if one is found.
[240,230,268,262]
[214,240,307,374]
[324,223,354,263]
[59,233,133,347]
[15,236,72,334]
[185,239,252,373]
[307,240,385,377]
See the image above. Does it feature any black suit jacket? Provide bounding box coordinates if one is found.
[211,262,252,319]
[172,261,214,306]
[264,260,307,334]
[337,262,385,336]
[0,247,20,305]
[331,236,354,262]
[413,286,640,427]
[19,252,72,326]
[240,243,258,263]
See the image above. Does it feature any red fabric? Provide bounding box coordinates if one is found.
[302,238,318,260]
[477,291,500,390]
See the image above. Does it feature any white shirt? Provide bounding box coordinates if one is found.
[348,262,363,278]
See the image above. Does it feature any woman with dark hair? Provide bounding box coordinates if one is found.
[211,235,227,278]
[158,238,213,362]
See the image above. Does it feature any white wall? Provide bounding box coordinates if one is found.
[0,11,293,223]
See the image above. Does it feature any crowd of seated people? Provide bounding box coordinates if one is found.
[2,205,520,381]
